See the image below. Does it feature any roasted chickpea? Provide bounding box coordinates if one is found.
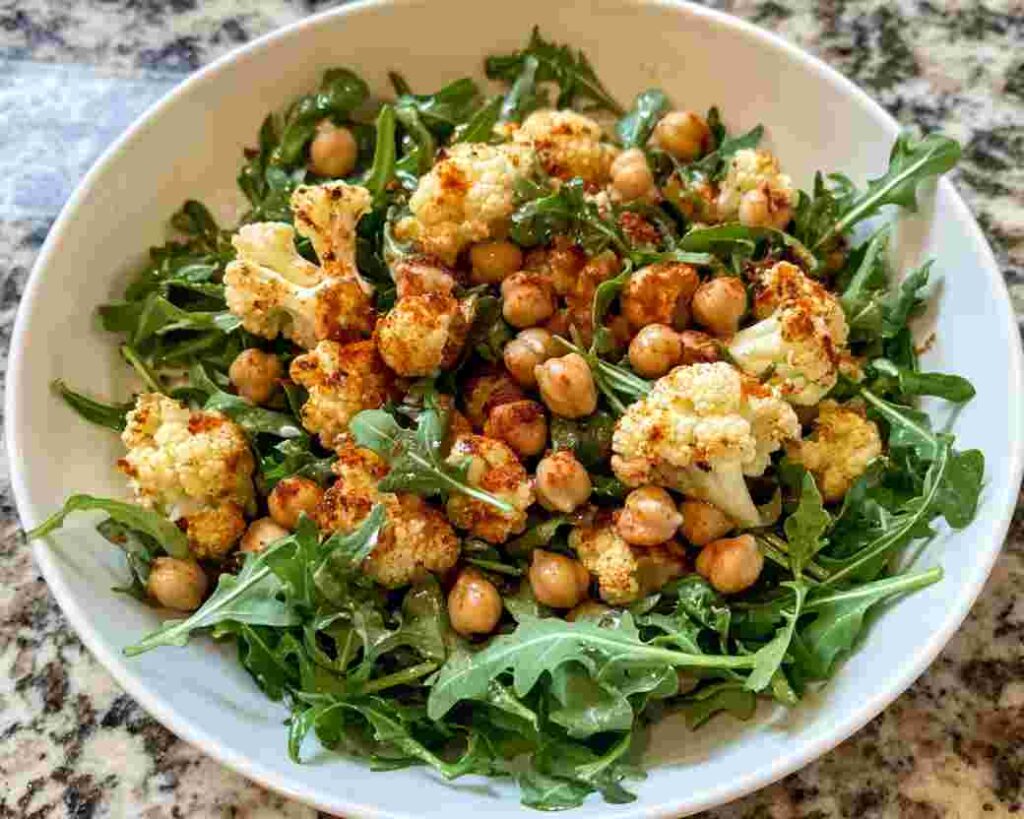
[240,517,290,554]
[448,568,503,636]
[501,270,557,328]
[267,476,325,530]
[546,240,588,296]
[566,600,610,622]
[503,328,557,388]
[610,148,655,201]
[229,348,283,406]
[696,534,764,594]
[308,120,358,178]
[470,240,524,285]
[678,329,721,364]
[679,499,733,546]
[615,486,683,546]
[529,549,590,609]
[691,277,747,337]
[628,324,682,378]
[738,186,793,230]
[484,399,548,458]
[535,451,592,513]
[652,110,711,161]
[147,557,208,611]
[535,353,598,418]
[464,372,525,428]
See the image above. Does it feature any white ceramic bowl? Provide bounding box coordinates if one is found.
[7,1,1023,816]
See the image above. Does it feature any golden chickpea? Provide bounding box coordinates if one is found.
[566,600,610,622]
[628,324,682,378]
[535,353,598,418]
[678,329,721,364]
[529,549,590,609]
[679,499,734,547]
[267,476,325,530]
[501,270,557,328]
[308,120,358,178]
[652,110,712,161]
[738,186,793,230]
[464,372,524,428]
[691,277,747,337]
[615,486,683,546]
[484,400,548,458]
[448,568,503,636]
[240,517,290,554]
[147,557,208,611]
[503,328,557,388]
[470,240,524,285]
[546,240,588,296]
[696,534,764,594]
[610,148,655,202]
[535,451,592,513]
[229,349,283,406]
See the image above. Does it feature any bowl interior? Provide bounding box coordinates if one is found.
[7,1,1023,816]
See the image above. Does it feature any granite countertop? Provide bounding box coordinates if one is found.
[0,1,1021,816]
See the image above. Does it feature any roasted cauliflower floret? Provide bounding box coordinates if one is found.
[445,434,534,543]
[289,340,398,448]
[570,518,687,605]
[715,148,796,228]
[728,262,850,406]
[611,362,800,527]
[397,142,539,264]
[375,292,470,377]
[314,439,460,588]
[621,261,700,332]
[511,109,618,186]
[224,182,374,349]
[118,394,255,556]
[787,400,883,502]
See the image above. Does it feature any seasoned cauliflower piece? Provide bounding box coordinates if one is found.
[728,262,850,405]
[224,182,374,349]
[621,261,700,331]
[375,292,470,377]
[787,400,883,502]
[397,142,539,264]
[118,394,255,556]
[611,362,800,527]
[314,439,460,588]
[445,434,534,543]
[716,148,796,227]
[290,340,398,447]
[511,109,618,186]
[570,518,687,604]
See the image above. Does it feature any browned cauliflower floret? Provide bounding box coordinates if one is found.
[375,292,470,377]
[314,439,460,588]
[445,434,534,543]
[180,503,247,559]
[570,517,687,604]
[787,400,883,502]
[512,110,619,186]
[621,262,700,332]
[396,142,539,264]
[224,182,374,349]
[289,340,398,448]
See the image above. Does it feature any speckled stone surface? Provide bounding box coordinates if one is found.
[0,1,1021,817]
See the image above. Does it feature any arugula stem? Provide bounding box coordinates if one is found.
[803,566,942,612]
[404,448,515,514]
[120,344,164,394]
[757,533,828,582]
[361,661,439,693]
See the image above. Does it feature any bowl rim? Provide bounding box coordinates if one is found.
[6,1,1023,816]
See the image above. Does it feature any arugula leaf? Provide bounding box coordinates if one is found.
[427,613,756,720]
[745,582,806,692]
[391,75,481,136]
[667,575,732,644]
[27,494,190,559]
[809,133,961,250]
[616,89,669,149]
[510,179,627,254]
[363,105,397,201]
[548,664,635,738]
[485,27,624,115]
[259,438,336,489]
[869,359,976,403]
[349,401,515,514]
[517,769,594,811]
[881,261,931,338]
[453,95,503,143]
[800,566,942,676]
[189,363,305,439]
[549,413,616,468]
[839,226,890,339]
[687,124,764,180]
[499,54,547,122]
[784,473,831,578]
[52,380,132,431]
[680,682,757,729]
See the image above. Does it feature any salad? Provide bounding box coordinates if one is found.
[31,29,984,811]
